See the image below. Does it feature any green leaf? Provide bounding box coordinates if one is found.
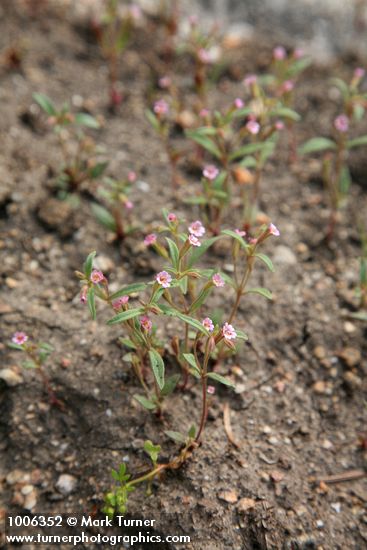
[91,203,117,232]
[87,287,96,320]
[83,251,96,279]
[185,129,222,159]
[229,142,266,162]
[347,135,367,149]
[88,161,108,179]
[187,236,219,268]
[161,374,181,396]
[188,425,196,438]
[353,103,365,121]
[254,253,274,272]
[149,349,165,390]
[39,343,53,351]
[110,283,147,300]
[159,305,210,335]
[246,287,273,299]
[239,155,257,168]
[269,107,300,122]
[189,287,212,313]
[107,308,144,325]
[339,166,352,196]
[221,229,248,249]
[183,353,200,371]
[287,56,312,76]
[22,360,37,369]
[133,395,157,410]
[350,311,367,321]
[144,440,161,463]
[184,196,207,205]
[236,329,248,340]
[145,109,160,132]
[330,77,349,100]
[74,112,100,129]
[207,372,235,388]
[165,430,187,444]
[298,137,337,155]
[178,276,188,295]
[118,337,137,350]
[166,238,180,270]
[33,93,56,116]
[8,343,25,351]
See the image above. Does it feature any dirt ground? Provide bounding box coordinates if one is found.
[0,2,366,549]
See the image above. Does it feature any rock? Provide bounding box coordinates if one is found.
[5,277,19,288]
[55,474,77,495]
[218,490,238,503]
[313,380,326,394]
[21,484,34,496]
[37,198,77,238]
[313,345,326,360]
[338,347,361,368]
[273,245,297,265]
[343,371,362,390]
[0,368,23,386]
[237,497,256,512]
[6,469,28,485]
[331,502,341,513]
[24,490,37,511]
[270,470,284,482]
[93,255,115,273]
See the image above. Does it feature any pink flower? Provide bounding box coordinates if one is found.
[334,114,349,133]
[189,234,201,247]
[198,48,212,64]
[199,108,210,118]
[207,385,216,394]
[249,237,258,245]
[212,273,225,287]
[202,317,214,332]
[275,120,285,131]
[281,80,294,93]
[246,120,260,135]
[222,322,237,340]
[12,332,28,345]
[159,76,171,89]
[113,296,129,309]
[167,212,177,222]
[156,271,172,288]
[203,164,219,180]
[80,286,87,304]
[144,233,157,246]
[125,200,134,210]
[153,99,169,116]
[234,98,244,109]
[273,46,286,60]
[235,229,246,237]
[269,223,280,236]
[188,220,206,237]
[354,67,365,79]
[243,74,257,87]
[293,48,304,59]
[127,171,137,182]
[129,4,142,20]
[188,14,198,27]
[140,315,152,332]
[90,270,105,284]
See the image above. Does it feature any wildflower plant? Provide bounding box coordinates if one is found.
[8,333,62,407]
[33,93,107,195]
[299,68,367,240]
[92,171,137,240]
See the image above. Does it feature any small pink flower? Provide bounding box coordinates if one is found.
[159,76,171,89]
[202,317,214,332]
[235,229,246,237]
[12,332,28,345]
[113,296,129,309]
[222,322,237,340]
[199,108,210,118]
[203,164,219,180]
[234,98,244,109]
[80,286,87,304]
[207,385,216,394]
[153,99,169,116]
[281,80,294,93]
[189,234,201,247]
[293,48,304,59]
[334,114,349,133]
[212,273,225,287]
[140,315,152,332]
[246,120,260,135]
[129,4,142,20]
[167,212,177,222]
[125,200,134,210]
[90,270,105,284]
[269,223,280,236]
[275,120,285,131]
[156,271,172,288]
[243,74,257,87]
[354,67,365,79]
[273,46,286,60]
[188,14,198,27]
[249,237,258,245]
[198,48,212,64]
[188,220,206,237]
[127,171,137,182]
[144,233,157,246]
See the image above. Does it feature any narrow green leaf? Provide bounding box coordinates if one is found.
[187,236,219,267]
[118,337,137,350]
[185,130,222,159]
[236,329,248,340]
[165,430,187,444]
[149,349,165,390]
[229,142,266,162]
[87,287,96,320]
[133,395,157,410]
[239,155,257,168]
[269,107,300,122]
[207,372,235,388]
[8,343,24,351]
[330,77,349,100]
[347,135,367,149]
[110,283,146,300]
[83,251,96,279]
[189,287,212,313]
[161,374,180,396]
[298,137,337,155]
[339,166,351,196]
[246,287,273,300]
[166,237,180,270]
[188,425,196,438]
[91,203,117,232]
[221,229,248,249]
[107,308,144,325]
[74,112,100,129]
[183,353,200,370]
[145,109,160,132]
[33,93,56,116]
[254,253,274,272]
[88,161,108,179]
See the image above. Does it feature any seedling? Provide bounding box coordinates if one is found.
[299,68,367,240]
[92,171,137,240]
[8,332,62,408]
[33,93,107,195]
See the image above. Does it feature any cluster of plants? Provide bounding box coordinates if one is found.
[7,0,367,519]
